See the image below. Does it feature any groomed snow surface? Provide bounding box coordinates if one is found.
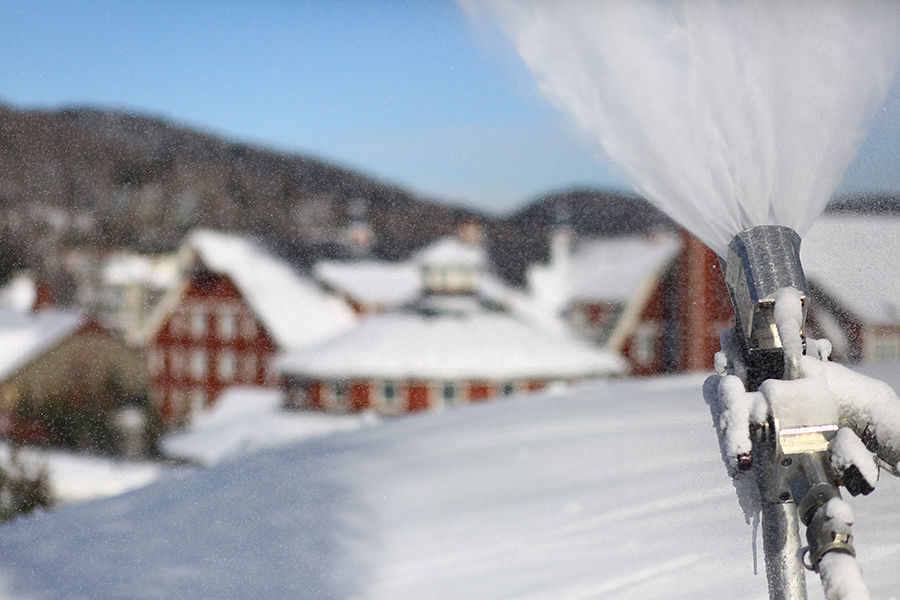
[0,375,898,599]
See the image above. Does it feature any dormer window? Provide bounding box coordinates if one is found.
[417,238,484,296]
[422,263,480,295]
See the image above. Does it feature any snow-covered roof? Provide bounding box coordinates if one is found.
[103,253,179,289]
[479,270,531,310]
[413,237,485,267]
[276,298,625,380]
[0,310,85,381]
[0,273,37,312]
[315,260,420,307]
[183,230,356,351]
[801,214,900,325]
[567,235,681,304]
[314,237,519,311]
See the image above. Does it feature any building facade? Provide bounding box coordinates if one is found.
[146,230,356,428]
[554,214,900,375]
[278,237,624,415]
[538,228,734,375]
[0,310,147,446]
[147,269,279,427]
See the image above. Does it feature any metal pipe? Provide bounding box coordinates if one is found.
[761,501,808,600]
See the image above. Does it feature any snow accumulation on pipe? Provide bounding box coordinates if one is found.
[774,287,805,380]
[830,428,879,493]
[814,499,869,600]
[821,363,900,477]
[710,346,900,487]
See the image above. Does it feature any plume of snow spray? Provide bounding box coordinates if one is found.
[464,0,900,255]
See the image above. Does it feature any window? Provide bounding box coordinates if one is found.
[261,356,276,385]
[190,349,207,380]
[170,348,186,377]
[218,310,237,341]
[241,352,258,381]
[382,382,397,404]
[171,389,184,415]
[870,336,900,362]
[190,388,206,415]
[633,324,657,365]
[191,309,207,339]
[442,382,457,404]
[241,314,257,339]
[149,348,164,376]
[333,381,346,407]
[170,312,186,337]
[501,382,516,397]
[218,350,236,382]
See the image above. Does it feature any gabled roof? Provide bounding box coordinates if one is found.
[801,214,900,325]
[566,235,681,304]
[314,260,420,308]
[166,230,356,351]
[275,297,625,381]
[0,310,85,381]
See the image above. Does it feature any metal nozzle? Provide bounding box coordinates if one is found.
[723,225,809,389]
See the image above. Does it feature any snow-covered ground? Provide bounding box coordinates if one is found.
[161,386,367,466]
[0,373,897,599]
[2,388,366,507]
[9,447,167,506]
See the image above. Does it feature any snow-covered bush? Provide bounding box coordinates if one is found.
[0,449,52,523]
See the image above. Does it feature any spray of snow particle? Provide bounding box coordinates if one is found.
[463,0,900,256]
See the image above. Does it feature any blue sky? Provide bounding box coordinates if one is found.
[2,0,899,215]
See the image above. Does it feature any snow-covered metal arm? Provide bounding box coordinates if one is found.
[705,225,898,600]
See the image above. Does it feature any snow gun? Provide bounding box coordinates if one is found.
[708,224,900,600]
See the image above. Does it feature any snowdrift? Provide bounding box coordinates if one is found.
[0,375,897,599]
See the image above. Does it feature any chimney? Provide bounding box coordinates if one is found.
[456,217,484,246]
[33,280,56,312]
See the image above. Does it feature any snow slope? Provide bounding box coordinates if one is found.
[162,386,366,466]
[0,375,897,600]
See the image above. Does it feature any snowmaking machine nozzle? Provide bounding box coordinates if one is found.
[723,225,809,390]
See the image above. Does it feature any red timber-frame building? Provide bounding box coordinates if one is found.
[554,212,900,375]
[146,230,356,428]
[540,227,734,376]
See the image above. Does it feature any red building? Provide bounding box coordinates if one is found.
[277,237,624,415]
[554,213,900,375]
[624,231,733,375]
[146,230,355,428]
[539,228,733,375]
